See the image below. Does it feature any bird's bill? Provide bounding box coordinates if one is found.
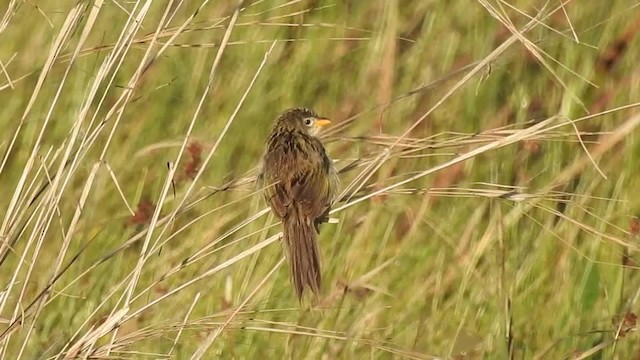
[315,118,332,127]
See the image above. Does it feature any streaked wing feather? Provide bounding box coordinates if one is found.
[291,167,332,219]
[262,174,289,218]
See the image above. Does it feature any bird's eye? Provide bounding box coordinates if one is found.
[304,118,314,126]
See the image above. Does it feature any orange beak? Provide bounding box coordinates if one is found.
[315,118,332,127]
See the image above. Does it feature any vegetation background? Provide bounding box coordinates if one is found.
[1,0,640,358]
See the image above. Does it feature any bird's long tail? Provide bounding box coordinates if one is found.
[283,206,321,300]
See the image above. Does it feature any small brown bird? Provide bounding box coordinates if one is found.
[259,108,339,300]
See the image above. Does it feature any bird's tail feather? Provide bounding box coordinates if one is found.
[283,208,321,300]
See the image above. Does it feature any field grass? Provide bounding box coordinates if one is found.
[1,0,640,358]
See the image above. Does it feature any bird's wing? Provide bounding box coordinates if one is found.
[290,153,334,220]
[262,177,289,219]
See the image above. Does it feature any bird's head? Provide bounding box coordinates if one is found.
[275,107,332,137]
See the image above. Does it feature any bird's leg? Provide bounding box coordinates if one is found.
[314,208,331,233]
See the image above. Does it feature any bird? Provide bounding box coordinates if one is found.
[259,107,339,300]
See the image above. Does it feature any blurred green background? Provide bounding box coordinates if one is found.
[1,0,640,358]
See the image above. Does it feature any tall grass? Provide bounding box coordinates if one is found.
[1,0,640,358]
